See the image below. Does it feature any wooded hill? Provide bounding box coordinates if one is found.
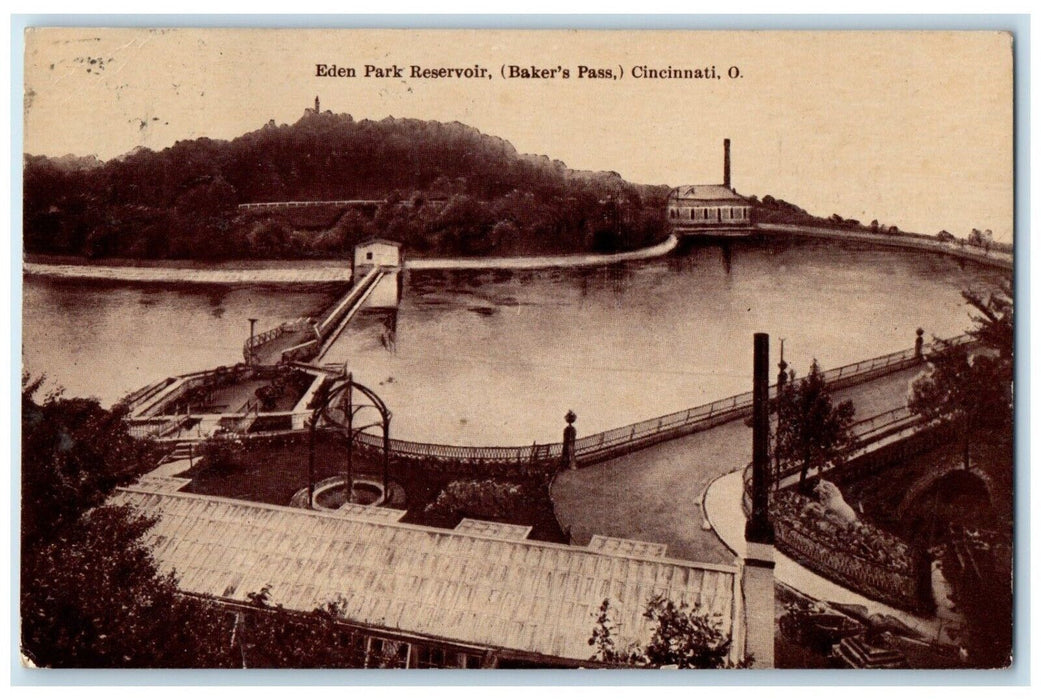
[24,111,670,260]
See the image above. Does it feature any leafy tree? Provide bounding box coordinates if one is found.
[909,345,989,471]
[964,279,1014,365]
[233,591,365,668]
[21,504,236,668]
[20,373,159,549]
[774,361,856,493]
[908,280,1013,470]
[20,375,231,667]
[588,598,634,664]
[24,111,669,261]
[589,596,750,669]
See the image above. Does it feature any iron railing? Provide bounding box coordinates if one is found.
[343,334,971,467]
[119,377,176,412]
[243,317,318,364]
[744,406,930,497]
[570,333,972,464]
[238,200,385,210]
[145,332,974,467]
[353,431,563,465]
[315,267,383,337]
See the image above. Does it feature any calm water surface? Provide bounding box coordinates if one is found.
[23,238,1005,445]
[22,280,339,403]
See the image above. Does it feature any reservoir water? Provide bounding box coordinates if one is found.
[23,238,1005,446]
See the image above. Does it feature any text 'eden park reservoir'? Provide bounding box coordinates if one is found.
[315,64,742,80]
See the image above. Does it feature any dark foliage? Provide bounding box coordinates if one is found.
[24,111,669,260]
[938,531,1013,668]
[21,504,237,668]
[907,278,1014,667]
[589,596,750,669]
[750,194,876,231]
[20,375,230,667]
[909,278,1013,470]
[774,361,856,493]
[20,373,159,550]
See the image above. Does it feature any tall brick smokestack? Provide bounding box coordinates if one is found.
[746,332,774,545]
[723,138,732,190]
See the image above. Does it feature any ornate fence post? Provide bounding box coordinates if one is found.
[777,338,788,389]
[562,410,577,470]
[914,328,925,360]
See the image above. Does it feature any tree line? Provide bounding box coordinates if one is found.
[24,111,669,260]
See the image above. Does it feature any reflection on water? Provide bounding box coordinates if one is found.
[319,238,1005,445]
[22,279,340,404]
[24,238,1005,445]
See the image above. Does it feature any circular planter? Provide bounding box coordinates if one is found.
[312,477,386,510]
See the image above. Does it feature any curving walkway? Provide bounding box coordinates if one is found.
[404,235,679,271]
[24,236,679,283]
[550,366,924,567]
[756,224,1012,271]
[22,260,353,284]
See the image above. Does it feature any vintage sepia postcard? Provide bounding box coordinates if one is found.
[19,26,1016,672]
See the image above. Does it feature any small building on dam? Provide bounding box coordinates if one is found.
[353,237,404,309]
[667,138,753,235]
[353,237,403,278]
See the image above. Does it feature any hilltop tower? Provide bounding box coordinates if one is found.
[315,95,320,113]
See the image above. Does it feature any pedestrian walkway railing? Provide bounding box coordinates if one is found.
[238,200,385,210]
[140,332,973,467]
[743,406,934,504]
[119,377,176,413]
[127,415,196,440]
[127,418,175,439]
[343,333,971,468]
[568,333,972,465]
[315,267,383,338]
[353,431,563,466]
[243,317,318,364]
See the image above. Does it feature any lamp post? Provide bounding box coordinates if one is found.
[248,318,258,365]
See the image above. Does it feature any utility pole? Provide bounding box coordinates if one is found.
[248,318,258,366]
[743,332,775,668]
[775,338,787,485]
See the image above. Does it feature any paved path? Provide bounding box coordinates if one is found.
[704,469,962,645]
[550,366,924,567]
[142,457,194,479]
[24,261,352,284]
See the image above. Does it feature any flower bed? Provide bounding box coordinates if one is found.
[771,490,927,612]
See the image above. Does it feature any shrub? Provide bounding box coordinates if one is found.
[196,436,246,477]
[423,479,530,522]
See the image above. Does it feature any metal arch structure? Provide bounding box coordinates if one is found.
[306,370,393,509]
